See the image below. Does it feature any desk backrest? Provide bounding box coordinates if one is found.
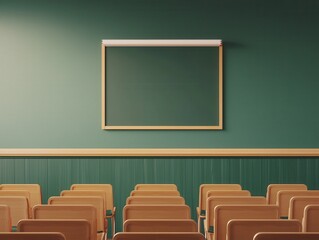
[130,190,180,197]
[0,184,41,207]
[70,184,114,212]
[288,196,319,222]
[0,205,11,232]
[254,232,319,240]
[303,204,319,232]
[33,205,97,240]
[198,184,242,212]
[227,219,301,240]
[18,219,90,240]
[113,232,205,240]
[123,219,197,232]
[48,196,105,232]
[0,197,29,226]
[266,184,307,204]
[134,184,177,191]
[123,204,190,222]
[126,196,185,205]
[277,190,319,218]
[0,232,66,240]
[214,205,279,240]
[206,196,267,230]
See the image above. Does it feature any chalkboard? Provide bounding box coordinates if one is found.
[101,40,223,130]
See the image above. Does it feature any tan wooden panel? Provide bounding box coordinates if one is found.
[214,205,279,240]
[126,196,185,205]
[18,219,90,240]
[0,197,29,226]
[266,184,307,204]
[123,219,197,232]
[123,205,190,222]
[205,196,266,234]
[277,190,319,217]
[134,184,177,191]
[254,232,319,240]
[0,232,66,240]
[303,204,319,232]
[113,232,205,240]
[130,190,180,197]
[288,196,319,222]
[0,205,11,232]
[33,205,97,240]
[227,219,301,240]
[48,196,105,232]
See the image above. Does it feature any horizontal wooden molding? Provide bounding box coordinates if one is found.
[0,148,319,157]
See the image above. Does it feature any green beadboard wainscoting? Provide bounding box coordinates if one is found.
[1,157,319,232]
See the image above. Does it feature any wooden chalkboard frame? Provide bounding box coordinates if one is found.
[101,39,223,130]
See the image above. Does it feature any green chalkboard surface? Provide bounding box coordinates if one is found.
[103,45,222,129]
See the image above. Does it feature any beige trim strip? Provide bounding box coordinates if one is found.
[0,149,318,157]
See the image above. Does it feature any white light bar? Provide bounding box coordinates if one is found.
[102,39,222,47]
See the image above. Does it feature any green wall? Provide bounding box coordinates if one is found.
[1,0,319,148]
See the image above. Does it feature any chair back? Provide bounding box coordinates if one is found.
[18,219,90,240]
[303,204,319,232]
[126,196,185,205]
[48,196,105,232]
[33,205,97,240]
[113,232,205,240]
[277,190,319,218]
[206,196,266,232]
[254,232,319,240]
[0,196,29,226]
[0,205,11,232]
[123,204,190,222]
[288,196,319,222]
[0,232,66,240]
[123,219,197,232]
[214,205,279,240]
[266,184,307,204]
[227,219,301,240]
[0,184,41,207]
[130,190,180,197]
[134,184,177,191]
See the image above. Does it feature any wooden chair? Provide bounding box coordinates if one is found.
[266,184,307,204]
[48,196,106,238]
[207,190,250,199]
[0,197,29,228]
[303,204,319,232]
[134,184,177,191]
[123,205,191,222]
[0,190,31,215]
[123,219,197,232]
[0,184,42,208]
[70,184,115,236]
[197,184,242,232]
[254,232,319,240]
[276,190,319,218]
[130,190,180,197]
[226,219,301,240]
[113,232,205,240]
[0,205,12,232]
[0,232,66,240]
[205,196,266,237]
[18,219,91,240]
[213,205,279,240]
[126,196,185,205]
[33,205,98,240]
[288,196,319,222]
